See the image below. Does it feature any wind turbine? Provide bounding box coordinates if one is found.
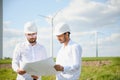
[38,9,62,57]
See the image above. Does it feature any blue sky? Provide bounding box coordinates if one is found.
[3,0,120,58]
[3,0,70,28]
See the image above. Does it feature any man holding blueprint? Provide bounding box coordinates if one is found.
[54,23,82,80]
[12,21,47,80]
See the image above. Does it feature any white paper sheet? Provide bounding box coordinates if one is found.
[22,57,59,76]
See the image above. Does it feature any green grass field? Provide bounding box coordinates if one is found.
[0,57,120,80]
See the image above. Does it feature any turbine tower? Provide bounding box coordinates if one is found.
[95,31,98,57]
[94,31,107,57]
[0,0,3,59]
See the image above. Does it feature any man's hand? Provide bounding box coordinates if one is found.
[54,64,64,71]
[31,75,39,79]
[17,68,26,75]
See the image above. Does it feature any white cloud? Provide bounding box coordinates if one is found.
[99,33,120,44]
[3,21,12,28]
[51,0,120,32]
[3,21,23,37]
[111,33,120,41]
[3,28,23,38]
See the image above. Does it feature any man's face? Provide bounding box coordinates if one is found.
[56,33,66,43]
[25,33,37,43]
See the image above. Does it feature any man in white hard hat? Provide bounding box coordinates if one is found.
[12,21,47,80]
[54,22,82,80]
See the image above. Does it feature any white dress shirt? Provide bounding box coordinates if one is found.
[12,41,47,80]
[56,40,82,80]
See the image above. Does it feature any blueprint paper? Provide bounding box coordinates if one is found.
[22,57,59,76]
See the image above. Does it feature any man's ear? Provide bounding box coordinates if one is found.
[25,33,28,37]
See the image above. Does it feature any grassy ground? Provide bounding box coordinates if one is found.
[0,58,12,64]
[0,68,16,80]
[81,57,120,80]
[0,57,120,80]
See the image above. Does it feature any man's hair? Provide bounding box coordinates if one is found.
[64,32,71,37]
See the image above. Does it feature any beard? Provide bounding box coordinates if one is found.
[28,38,36,43]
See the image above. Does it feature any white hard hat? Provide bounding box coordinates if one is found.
[54,22,71,36]
[24,22,37,33]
